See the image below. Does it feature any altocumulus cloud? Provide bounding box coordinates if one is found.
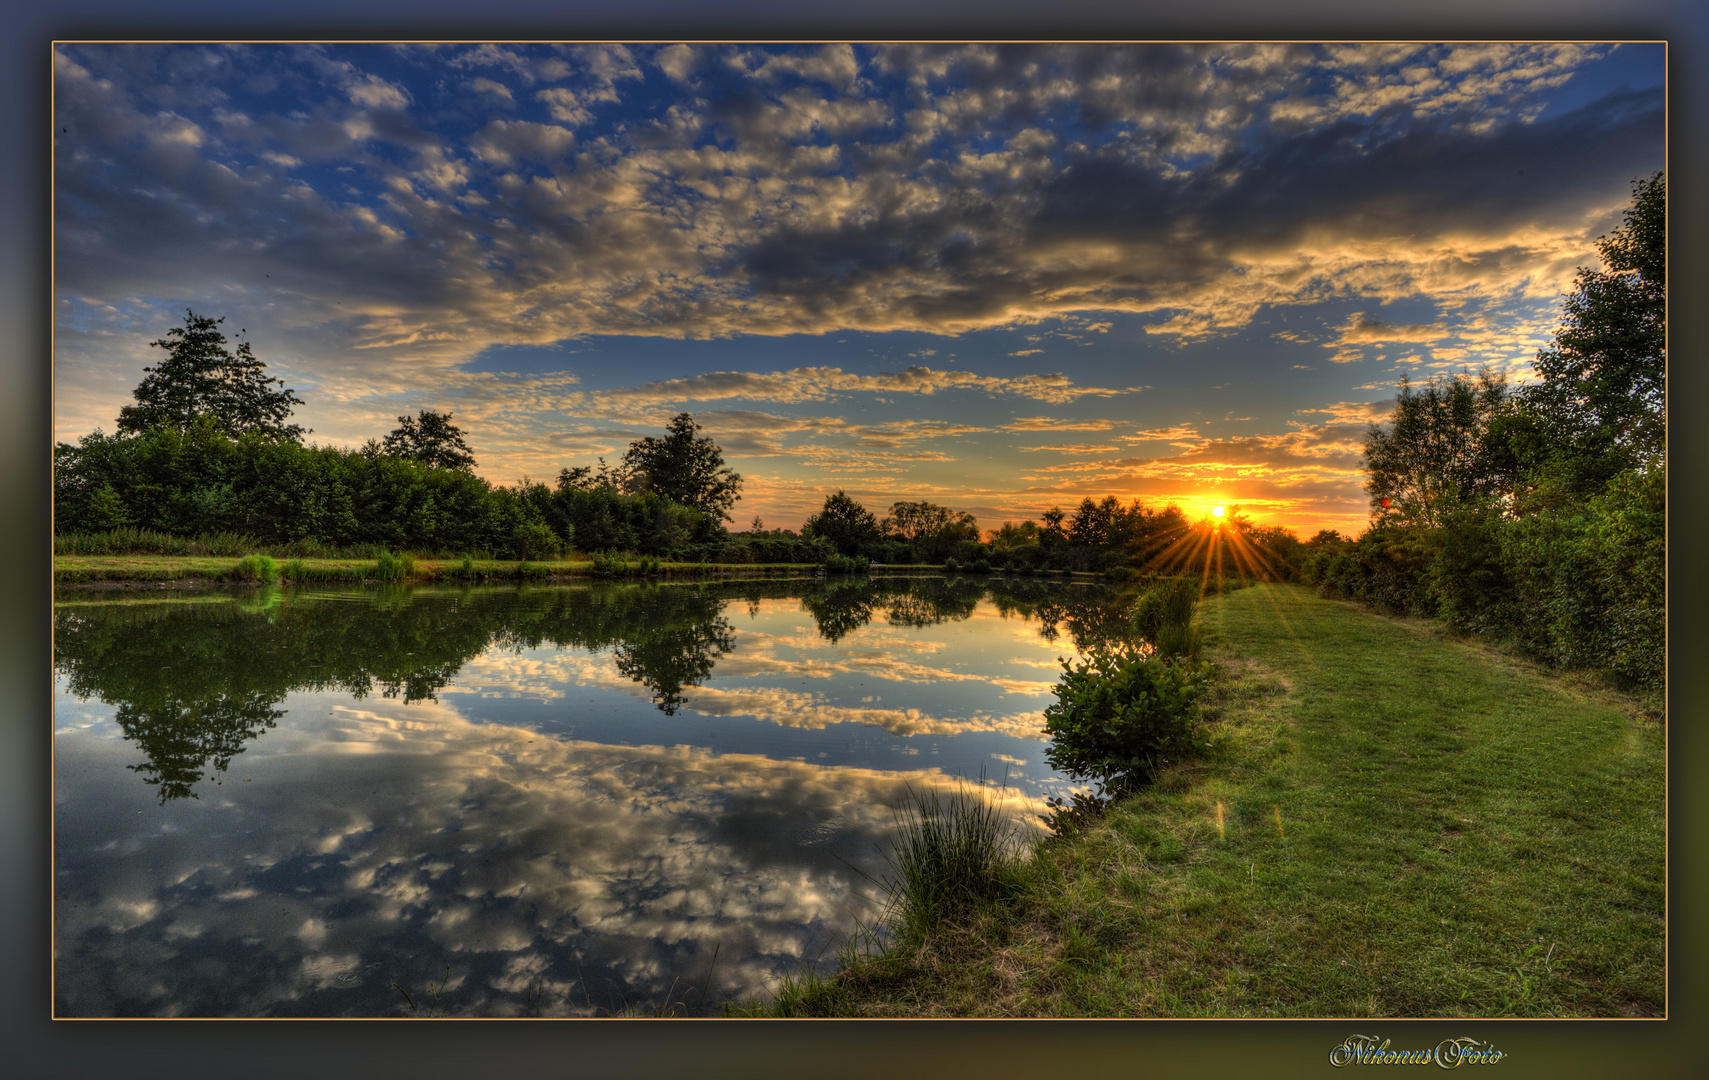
[53,42,1662,534]
[56,43,1660,353]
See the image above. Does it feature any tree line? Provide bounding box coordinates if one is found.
[56,309,1278,572]
[1303,173,1665,691]
[53,313,763,560]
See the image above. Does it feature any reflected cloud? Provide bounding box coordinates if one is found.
[55,693,1045,1017]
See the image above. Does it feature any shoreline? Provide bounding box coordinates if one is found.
[53,554,1114,588]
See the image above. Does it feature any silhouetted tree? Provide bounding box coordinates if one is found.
[382,409,477,470]
[622,413,743,520]
[801,489,883,556]
[1362,370,1511,528]
[117,311,305,441]
[1522,171,1666,488]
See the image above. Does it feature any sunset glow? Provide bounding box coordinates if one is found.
[52,43,1664,538]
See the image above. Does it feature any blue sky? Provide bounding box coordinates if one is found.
[53,42,1665,534]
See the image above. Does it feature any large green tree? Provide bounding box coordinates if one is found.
[1522,172,1665,486]
[117,311,306,441]
[802,490,883,556]
[381,409,477,470]
[622,413,743,520]
[882,500,979,554]
[1363,370,1511,528]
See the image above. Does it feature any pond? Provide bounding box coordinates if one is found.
[52,575,1138,1017]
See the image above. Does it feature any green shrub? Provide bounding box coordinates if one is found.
[513,517,562,560]
[230,553,280,584]
[373,551,410,582]
[823,553,870,574]
[1043,649,1213,795]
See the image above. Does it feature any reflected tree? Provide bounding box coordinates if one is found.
[799,578,986,641]
[115,694,286,802]
[799,581,880,643]
[54,577,1134,802]
[985,579,1136,652]
[880,579,982,628]
[611,616,737,715]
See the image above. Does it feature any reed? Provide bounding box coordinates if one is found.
[884,776,1027,938]
[229,553,280,584]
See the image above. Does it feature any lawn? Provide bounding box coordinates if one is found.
[745,582,1665,1017]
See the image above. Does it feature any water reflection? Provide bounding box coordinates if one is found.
[56,695,1010,1016]
[54,577,1135,1016]
[56,579,1135,804]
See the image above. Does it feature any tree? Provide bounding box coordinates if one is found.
[556,456,635,494]
[883,500,978,541]
[622,413,743,520]
[801,490,883,556]
[1524,172,1665,483]
[989,520,1041,549]
[117,311,305,441]
[1363,370,1511,528]
[1040,507,1068,548]
[382,409,477,470]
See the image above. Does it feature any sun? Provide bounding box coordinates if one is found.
[1212,505,1225,518]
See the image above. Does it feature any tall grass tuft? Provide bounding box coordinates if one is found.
[1133,575,1202,659]
[372,551,414,582]
[590,550,631,577]
[230,553,280,584]
[885,777,1027,938]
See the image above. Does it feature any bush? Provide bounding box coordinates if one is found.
[1042,650,1213,795]
[513,517,563,560]
[823,553,870,574]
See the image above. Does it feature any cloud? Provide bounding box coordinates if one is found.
[1001,418,1119,432]
[545,366,1142,416]
[49,42,1660,535]
[55,43,1660,357]
[1296,400,1395,425]
[54,697,1043,1016]
[1335,311,1452,344]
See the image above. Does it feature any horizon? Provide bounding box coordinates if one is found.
[52,42,1665,537]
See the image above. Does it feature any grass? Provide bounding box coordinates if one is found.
[735,582,1664,1017]
[884,779,1031,939]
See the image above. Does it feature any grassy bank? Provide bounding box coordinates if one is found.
[52,554,838,584]
[738,582,1664,1017]
[51,553,1127,585]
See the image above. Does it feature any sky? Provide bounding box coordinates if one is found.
[52,41,1665,536]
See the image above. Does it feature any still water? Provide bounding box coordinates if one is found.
[53,576,1136,1017]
